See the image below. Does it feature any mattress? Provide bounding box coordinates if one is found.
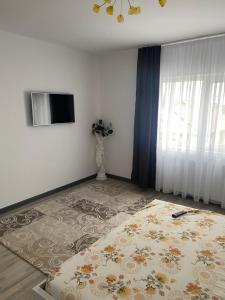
[46,199,225,300]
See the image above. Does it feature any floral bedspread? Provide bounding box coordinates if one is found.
[46,200,225,300]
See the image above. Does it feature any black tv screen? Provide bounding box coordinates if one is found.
[31,92,75,126]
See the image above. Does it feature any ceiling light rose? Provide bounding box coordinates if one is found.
[92,0,167,23]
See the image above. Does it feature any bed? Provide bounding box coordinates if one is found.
[33,199,225,300]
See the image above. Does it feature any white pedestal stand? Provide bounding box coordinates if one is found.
[95,133,107,181]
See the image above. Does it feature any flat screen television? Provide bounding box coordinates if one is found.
[31,92,75,126]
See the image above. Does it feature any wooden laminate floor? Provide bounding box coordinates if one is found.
[0,244,46,300]
[0,179,224,300]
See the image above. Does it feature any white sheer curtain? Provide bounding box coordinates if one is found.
[156,36,225,208]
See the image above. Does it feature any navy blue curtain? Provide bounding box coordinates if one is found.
[131,46,161,188]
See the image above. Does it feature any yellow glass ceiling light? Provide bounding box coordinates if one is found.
[92,0,167,23]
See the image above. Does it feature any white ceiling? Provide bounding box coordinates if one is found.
[0,0,225,53]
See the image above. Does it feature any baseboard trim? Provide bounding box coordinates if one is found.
[0,174,96,214]
[107,173,131,183]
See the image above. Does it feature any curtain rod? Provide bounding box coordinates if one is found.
[162,32,225,47]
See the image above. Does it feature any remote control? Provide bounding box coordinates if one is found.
[172,210,188,218]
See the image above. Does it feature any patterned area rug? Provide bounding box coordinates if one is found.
[0,179,154,274]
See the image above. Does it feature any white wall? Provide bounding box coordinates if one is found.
[0,30,99,209]
[99,49,138,179]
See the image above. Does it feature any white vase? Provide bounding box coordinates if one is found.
[95,133,107,180]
